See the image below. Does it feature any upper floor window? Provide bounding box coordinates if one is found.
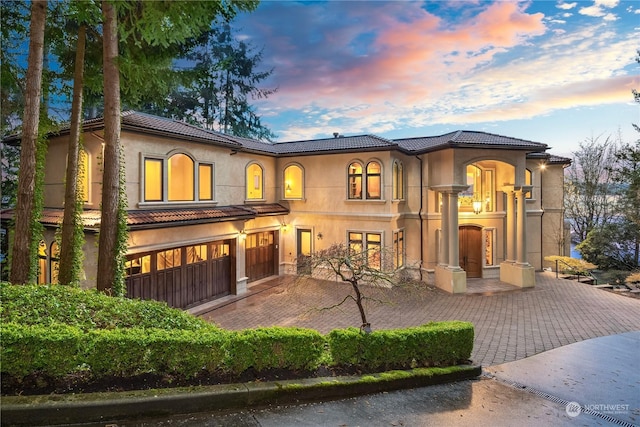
[459,164,494,214]
[392,160,404,200]
[348,160,382,200]
[283,164,304,199]
[246,162,264,200]
[168,153,194,201]
[142,152,214,203]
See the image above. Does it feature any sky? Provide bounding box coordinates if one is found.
[232,0,640,157]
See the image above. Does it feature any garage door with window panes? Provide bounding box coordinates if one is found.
[125,240,233,309]
[245,231,278,282]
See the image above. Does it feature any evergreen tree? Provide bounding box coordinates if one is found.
[148,23,277,141]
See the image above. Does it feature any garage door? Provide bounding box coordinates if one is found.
[125,240,233,309]
[245,231,278,283]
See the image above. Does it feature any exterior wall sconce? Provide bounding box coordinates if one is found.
[473,200,482,214]
[281,223,288,231]
[239,229,247,240]
[317,232,323,240]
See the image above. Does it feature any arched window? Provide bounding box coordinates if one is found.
[348,162,363,199]
[37,240,47,284]
[392,160,404,200]
[246,163,264,200]
[168,153,194,201]
[366,161,381,199]
[283,164,303,199]
[50,242,60,285]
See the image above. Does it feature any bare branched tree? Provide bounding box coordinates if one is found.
[295,243,416,333]
[564,136,619,242]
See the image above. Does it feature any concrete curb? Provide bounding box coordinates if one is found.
[1,365,481,426]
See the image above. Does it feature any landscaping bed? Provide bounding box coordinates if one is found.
[1,283,475,396]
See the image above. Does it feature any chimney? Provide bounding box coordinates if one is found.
[333,132,339,138]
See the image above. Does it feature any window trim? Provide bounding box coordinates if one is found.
[140,151,216,206]
[246,161,265,201]
[347,159,384,201]
[392,160,404,201]
[283,163,305,200]
[348,230,384,269]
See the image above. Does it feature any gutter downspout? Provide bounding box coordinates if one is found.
[416,155,424,281]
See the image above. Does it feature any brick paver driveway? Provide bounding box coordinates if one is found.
[201,272,640,367]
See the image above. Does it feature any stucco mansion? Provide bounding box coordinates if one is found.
[4,111,571,309]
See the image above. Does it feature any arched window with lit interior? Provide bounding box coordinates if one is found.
[246,162,264,200]
[283,164,303,199]
[168,153,195,201]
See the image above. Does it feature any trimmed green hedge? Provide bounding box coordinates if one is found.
[327,321,474,370]
[225,327,326,372]
[0,283,475,387]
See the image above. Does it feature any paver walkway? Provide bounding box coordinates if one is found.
[200,272,640,367]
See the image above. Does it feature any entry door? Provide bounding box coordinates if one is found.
[297,229,312,275]
[459,226,482,278]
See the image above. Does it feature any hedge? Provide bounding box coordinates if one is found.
[327,321,474,370]
[1,321,473,384]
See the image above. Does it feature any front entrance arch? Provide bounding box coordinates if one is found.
[459,225,482,278]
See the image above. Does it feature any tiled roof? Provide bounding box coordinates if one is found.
[3,111,552,156]
[1,204,290,230]
[395,130,548,154]
[271,135,398,156]
[547,154,572,165]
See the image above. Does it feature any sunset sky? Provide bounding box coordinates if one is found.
[233,0,639,156]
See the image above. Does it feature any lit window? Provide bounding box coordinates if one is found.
[187,244,207,264]
[348,231,382,269]
[50,242,59,284]
[283,164,303,199]
[485,229,494,266]
[366,161,381,199]
[246,163,264,200]
[37,240,47,284]
[144,158,163,201]
[168,153,194,201]
[80,149,89,202]
[348,162,363,199]
[525,169,533,199]
[459,165,494,213]
[392,160,404,200]
[157,248,182,270]
[126,254,151,276]
[393,230,404,268]
[199,164,213,200]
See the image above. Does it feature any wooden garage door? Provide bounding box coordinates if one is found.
[125,240,233,309]
[246,231,277,283]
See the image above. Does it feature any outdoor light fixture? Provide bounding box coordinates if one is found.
[281,223,288,231]
[473,199,482,214]
[239,229,247,240]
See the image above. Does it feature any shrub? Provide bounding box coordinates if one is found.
[544,256,596,276]
[224,327,326,374]
[1,322,84,378]
[327,321,474,371]
[0,282,215,332]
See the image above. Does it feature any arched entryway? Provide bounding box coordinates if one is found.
[459,225,482,278]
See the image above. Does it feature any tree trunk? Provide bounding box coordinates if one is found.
[9,0,47,285]
[96,1,121,293]
[58,25,86,286]
[350,279,371,333]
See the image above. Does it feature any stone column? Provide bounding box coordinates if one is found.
[448,191,460,269]
[440,192,449,266]
[506,190,516,263]
[516,188,529,265]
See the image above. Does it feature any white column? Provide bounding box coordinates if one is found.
[448,192,460,269]
[440,192,449,266]
[506,190,516,262]
[516,189,528,265]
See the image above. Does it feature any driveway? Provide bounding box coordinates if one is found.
[200,271,640,367]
